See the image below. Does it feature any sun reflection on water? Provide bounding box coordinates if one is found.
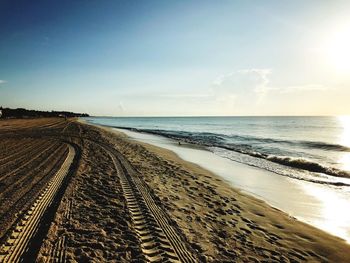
[301,183,350,243]
[339,153,350,171]
[337,116,350,171]
[338,116,350,147]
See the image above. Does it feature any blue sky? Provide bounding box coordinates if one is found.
[1,0,350,116]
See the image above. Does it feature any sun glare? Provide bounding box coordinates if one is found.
[338,115,350,148]
[337,116,350,171]
[326,24,350,72]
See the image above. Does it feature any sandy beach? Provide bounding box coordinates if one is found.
[1,118,350,262]
[3,0,350,261]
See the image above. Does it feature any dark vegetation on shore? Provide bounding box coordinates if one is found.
[0,107,89,119]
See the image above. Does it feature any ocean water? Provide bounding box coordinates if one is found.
[86,116,350,188]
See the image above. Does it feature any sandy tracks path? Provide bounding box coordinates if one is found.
[0,145,75,263]
[101,144,199,263]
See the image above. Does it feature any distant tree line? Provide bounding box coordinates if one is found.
[0,107,89,119]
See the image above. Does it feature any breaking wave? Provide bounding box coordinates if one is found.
[111,126,350,180]
[265,155,350,178]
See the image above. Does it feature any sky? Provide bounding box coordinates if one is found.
[0,0,350,116]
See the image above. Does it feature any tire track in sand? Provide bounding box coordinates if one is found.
[102,144,198,263]
[0,145,75,263]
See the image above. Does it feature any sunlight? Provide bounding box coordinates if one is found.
[337,116,350,171]
[339,153,350,171]
[338,116,350,148]
[302,183,350,243]
[326,24,350,72]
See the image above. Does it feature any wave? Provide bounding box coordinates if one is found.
[215,150,350,187]
[144,128,350,152]
[204,133,350,152]
[266,155,350,178]
[111,126,350,179]
[298,141,350,152]
[217,146,350,178]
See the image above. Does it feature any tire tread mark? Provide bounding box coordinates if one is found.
[101,145,198,263]
[0,145,75,263]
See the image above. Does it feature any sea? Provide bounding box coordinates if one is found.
[86,116,350,188]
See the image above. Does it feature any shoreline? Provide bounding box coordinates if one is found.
[96,124,350,244]
[84,120,350,183]
[82,121,350,261]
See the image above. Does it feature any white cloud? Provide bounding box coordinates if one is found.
[212,69,272,93]
[210,69,329,114]
[237,69,272,94]
[0,80,6,85]
[212,74,227,86]
[212,69,327,96]
[211,68,273,106]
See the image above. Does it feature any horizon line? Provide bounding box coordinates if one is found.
[87,114,348,118]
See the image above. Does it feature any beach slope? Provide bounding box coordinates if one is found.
[0,118,349,262]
